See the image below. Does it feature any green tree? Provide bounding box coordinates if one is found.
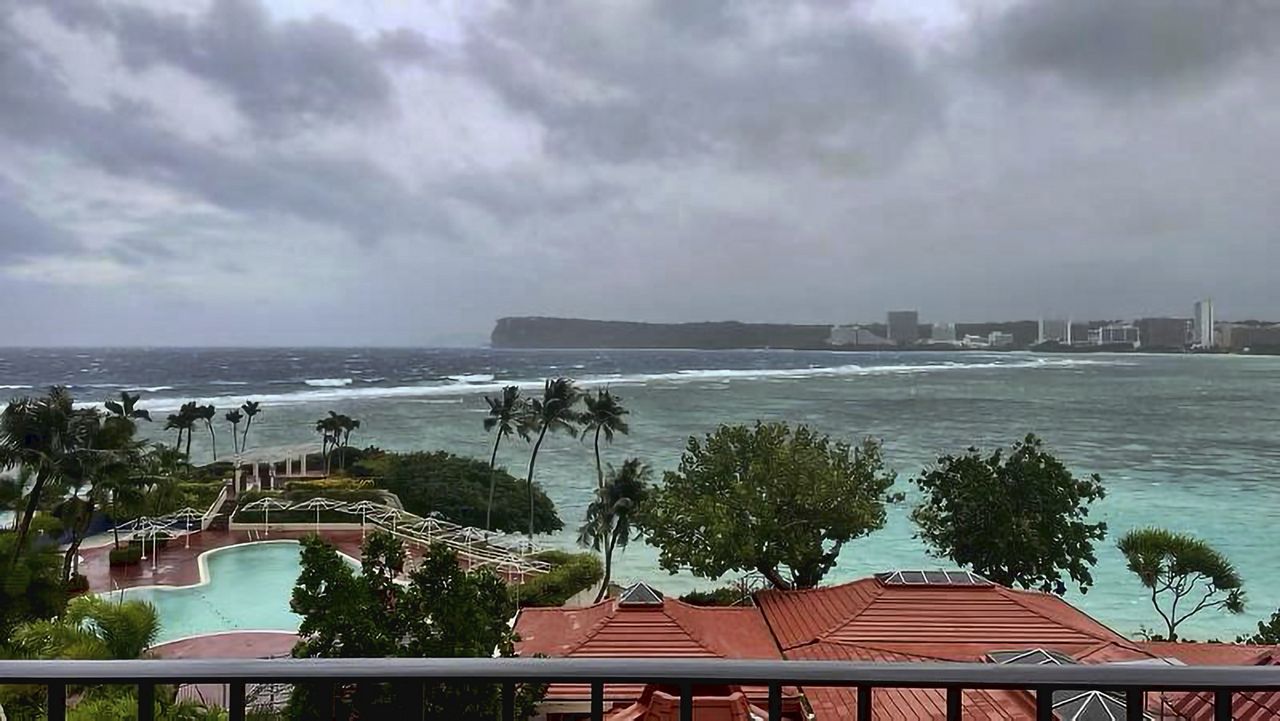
[482,386,532,530]
[1237,607,1280,645]
[0,386,96,560]
[578,458,650,603]
[314,411,345,474]
[239,400,261,455]
[165,402,200,458]
[196,404,218,461]
[523,378,583,539]
[0,533,66,636]
[224,409,243,456]
[910,434,1107,595]
[358,451,561,535]
[1118,528,1245,641]
[103,391,152,427]
[579,388,629,489]
[288,532,544,720]
[638,422,898,590]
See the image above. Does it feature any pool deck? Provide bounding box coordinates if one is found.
[151,631,299,659]
[80,528,368,592]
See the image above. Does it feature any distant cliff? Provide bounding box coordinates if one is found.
[491,317,834,349]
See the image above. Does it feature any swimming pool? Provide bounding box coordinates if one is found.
[115,540,357,644]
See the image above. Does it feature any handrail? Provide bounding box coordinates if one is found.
[2,657,1279,690]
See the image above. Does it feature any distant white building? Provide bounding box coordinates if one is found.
[828,325,888,347]
[1038,318,1070,344]
[1088,323,1140,347]
[988,331,1015,348]
[932,323,956,342]
[1193,299,1215,348]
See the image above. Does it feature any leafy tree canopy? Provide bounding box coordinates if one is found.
[0,533,66,636]
[288,532,544,720]
[1118,527,1245,642]
[1238,607,1280,645]
[637,422,898,590]
[356,450,562,534]
[910,434,1107,595]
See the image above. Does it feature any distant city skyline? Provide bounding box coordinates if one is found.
[1,1,1278,346]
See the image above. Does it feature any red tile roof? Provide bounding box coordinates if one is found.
[1149,646,1280,721]
[755,576,1162,720]
[606,685,765,721]
[515,594,802,717]
[1140,641,1276,666]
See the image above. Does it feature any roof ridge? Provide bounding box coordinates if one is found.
[662,601,726,657]
[812,579,886,645]
[995,586,1122,644]
[560,600,620,656]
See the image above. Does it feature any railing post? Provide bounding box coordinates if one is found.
[857,685,872,720]
[680,682,693,721]
[502,681,514,721]
[47,682,66,721]
[591,681,604,721]
[1126,689,1144,721]
[1035,688,1053,721]
[946,687,961,720]
[229,681,246,721]
[768,682,782,721]
[138,682,155,721]
[1214,690,1231,721]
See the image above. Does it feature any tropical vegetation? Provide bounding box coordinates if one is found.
[578,458,650,602]
[637,421,899,590]
[522,378,583,538]
[910,434,1108,596]
[482,385,532,530]
[1118,527,1246,641]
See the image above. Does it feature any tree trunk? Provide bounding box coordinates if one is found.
[486,432,503,531]
[758,565,792,591]
[594,530,616,603]
[185,428,193,459]
[175,428,183,450]
[525,425,549,540]
[62,498,94,581]
[207,422,218,461]
[112,496,121,549]
[241,418,252,454]
[10,469,50,565]
[593,426,604,488]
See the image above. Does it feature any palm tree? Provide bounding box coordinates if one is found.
[196,404,218,461]
[0,386,93,561]
[339,414,360,471]
[315,412,343,474]
[580,388,630,489]
[578,458,651,602]
[225,409,244,456]
[103,391,151,426]
[166,402,200,458]
[524,378,583,539]
[12,595,159,660]
[240,400,261,454]
[482,386,532,530]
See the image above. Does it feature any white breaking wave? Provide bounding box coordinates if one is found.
[208,380,249,386]
[0,384,31,390]
[446,373,496,383]
[304,378,353,387]
[126,356,1125,412]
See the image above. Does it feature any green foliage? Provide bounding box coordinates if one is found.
[288,532,544,720]
[1118,527,1245,642]
[910,434,1107,595]
[637,422,898,590]
[679,586,753,607]
[65,573,90,594]
[578,458,650,602]
[1237,607,1280,645]
[364,451,562,534]
[7,595,158,661]
[0,533,67,636]
[511,550,603,607]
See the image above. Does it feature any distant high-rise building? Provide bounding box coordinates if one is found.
[1193,299,1215,348]
[988,331,1015,348]
[1136,317,1191,349]
[1088,323,1140,347]
[932,323,956,342]
[1038,318,1070,344]
[887,310,920,346]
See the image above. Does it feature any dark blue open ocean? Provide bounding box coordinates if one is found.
[2,347,1277,638]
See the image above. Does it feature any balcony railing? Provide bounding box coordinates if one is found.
[3,657,1278,721]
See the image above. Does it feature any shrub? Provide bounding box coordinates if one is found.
[109,546,143,566]
[65,573,90,594]
[367,451,562,534]
[512,551,603,607]
[679,586,752,607]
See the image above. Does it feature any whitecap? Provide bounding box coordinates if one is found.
[304,378,353,387]
[447,374,495,384]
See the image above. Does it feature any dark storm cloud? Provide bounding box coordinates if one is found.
[0,7,445,245]
[979,0,1280,95]
[39,0,403,131]
[0,184,80,261]
[468,0,942,170]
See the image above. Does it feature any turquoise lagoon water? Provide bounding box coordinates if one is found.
[118,541,339,644]
[8,348,1278,640]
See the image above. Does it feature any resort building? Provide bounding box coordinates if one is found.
[1087,323,1140,347]
[1037,318,1070,345]
[1136,317,1191,350]
[514,582,806,720]
[887,311,920,346]
[754,570,1171,720]
[987,331,1015,347]
[1193,299,1215,348]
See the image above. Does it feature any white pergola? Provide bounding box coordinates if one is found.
[234,443,325,492]
[240,497,291,536]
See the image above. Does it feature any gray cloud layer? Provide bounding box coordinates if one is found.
[0,0,1277,345]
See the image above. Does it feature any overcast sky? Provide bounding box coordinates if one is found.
[1,0,1278,346]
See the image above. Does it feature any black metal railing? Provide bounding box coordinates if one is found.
[3,657,1278,721]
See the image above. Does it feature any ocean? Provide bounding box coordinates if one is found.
[2,347,1277,639]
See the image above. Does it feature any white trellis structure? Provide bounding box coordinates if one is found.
[230,498,551,576]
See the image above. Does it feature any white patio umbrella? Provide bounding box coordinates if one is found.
[345,500,384,539]
[291,497,345,532]
[451,526,490,565]
[163,507,205,549]
[241,497,290,537]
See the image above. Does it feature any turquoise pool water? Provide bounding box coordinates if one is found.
[117,541,347,644]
